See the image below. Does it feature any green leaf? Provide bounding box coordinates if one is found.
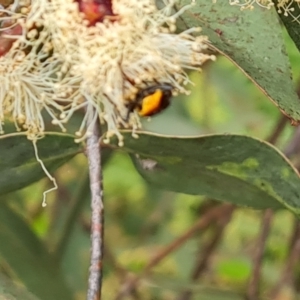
[0,273,39,300]
[178,1,300,122]
[115,132,300,213]
[273,0,300,52]
[0,203,73,300]
[0,133,82,195]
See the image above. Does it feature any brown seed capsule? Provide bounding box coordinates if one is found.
[77,0,114,25]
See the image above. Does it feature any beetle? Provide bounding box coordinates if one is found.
[125,83,174,120]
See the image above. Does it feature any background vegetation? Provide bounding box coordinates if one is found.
[2,1,300,300]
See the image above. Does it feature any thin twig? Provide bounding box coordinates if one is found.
[266,114,289,144]
[243,113,290,300]
[268,220,300,299]
[282,78,300,159]
[86,112,104,300]
[115,203,234,300]
[264,109,300,297]
[283,126,300,158]
[79,217,142,300]
[177,205,234,300]
[246,209,273,300]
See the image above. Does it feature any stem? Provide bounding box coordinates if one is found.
[246,209,273,300]
[268,220,300,299]
[177,206,234,300]
[86,110,104,300]
[115,204,234,300]
[266,115,288,144]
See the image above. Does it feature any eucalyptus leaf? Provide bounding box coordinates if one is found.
[115,132,300,214]
[0,203,73,300]
[0,133,82,196]
[177,0,300,122]
[0,273,39,300]
[273,0,300,52]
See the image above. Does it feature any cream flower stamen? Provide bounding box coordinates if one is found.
[276,0,300,23]
[223,0,300,23]
[228,0,274,9]
[0,0,215,145]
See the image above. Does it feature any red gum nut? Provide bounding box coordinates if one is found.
[78,0,113,25]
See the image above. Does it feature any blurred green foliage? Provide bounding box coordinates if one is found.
[2,3,300,300]
[0,42,297,300]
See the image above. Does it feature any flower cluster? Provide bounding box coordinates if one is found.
[0,0,215,145]
[228,0,300,23]
[277,0,300,22]
[228,0,274,10]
